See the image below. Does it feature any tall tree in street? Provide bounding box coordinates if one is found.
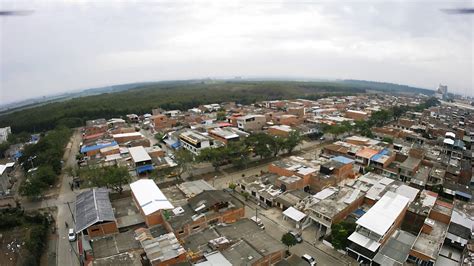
[281,232,297,253]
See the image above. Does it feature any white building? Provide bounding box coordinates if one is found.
[179,130,219,155]
[0,127,11,144]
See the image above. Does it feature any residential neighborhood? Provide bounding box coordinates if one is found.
[1,90,473,266]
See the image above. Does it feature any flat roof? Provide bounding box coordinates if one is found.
[357,191,410,236]
[283,207,306,222]
[112,132,143,138]
[130,179,174,215]
[128,146,152,163]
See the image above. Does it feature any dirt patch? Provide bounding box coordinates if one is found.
[0,227,29,266]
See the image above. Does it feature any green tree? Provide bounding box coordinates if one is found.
[174,149,195,179]
[228,183,237,191]
[103,166,131,193]
[198,147,227,172]
[19,178,46,199]
[216,111,227,121]
[283,130,303,154]
[331,221,356,250]
[245,133,273,159]
[382,137,394,144]
[154,132,164,142]
[281,232,298,252]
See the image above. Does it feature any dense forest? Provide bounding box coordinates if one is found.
[0,80,429,133]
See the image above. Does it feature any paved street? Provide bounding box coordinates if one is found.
[236,193,354,266]
[20,130,84,266]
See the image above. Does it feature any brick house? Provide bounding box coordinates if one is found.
[75,188,119,238]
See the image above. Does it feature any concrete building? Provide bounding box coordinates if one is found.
[179,129,219,155]
[307,186,365,234]
[150,114,177,131]
[236,114,266,132]
[208,127,248,144]
[164,190,245,239]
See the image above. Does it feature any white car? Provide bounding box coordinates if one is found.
[302,254,316,266]
[68,228,76,241]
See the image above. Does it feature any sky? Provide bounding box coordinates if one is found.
[1,0,473,104]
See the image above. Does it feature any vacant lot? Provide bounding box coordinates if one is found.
[0,227,30,266]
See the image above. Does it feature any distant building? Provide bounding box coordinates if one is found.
[0,127,11,144]
[435,84,448,100]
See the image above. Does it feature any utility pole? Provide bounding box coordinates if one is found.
[66,201,75,224]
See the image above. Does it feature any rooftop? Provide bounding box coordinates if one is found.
[130,179,174,215]
[372,230,417,266]
[357,191,410,236]
[75,188,116,233]
[128,146,152,163]
[412,218,449,260]
[135,229,186,263]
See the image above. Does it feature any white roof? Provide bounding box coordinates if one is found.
[128,146,152,163]
[313,187,337,200]
[130,179,174,215]
[112,132,143,138]
[5,162,14,168]
[283,206,307,222]
[195,251,232,266]
[396,185,419,203]
[105,154,122,162]
[445,132,456,138]
[0,165,6,175]
[357,191,410,236]
[348,231,381,252]
[443,138,455,145]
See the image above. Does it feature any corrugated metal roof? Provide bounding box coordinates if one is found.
[75,188,115,232]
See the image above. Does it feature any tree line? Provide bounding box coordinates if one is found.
[18,126,72,198]
[0,81,368,133]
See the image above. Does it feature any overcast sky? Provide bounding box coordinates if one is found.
[1,0,473,104]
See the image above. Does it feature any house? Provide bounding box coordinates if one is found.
[80,141,118,157]
[164,190,245,239]
[307,186,365,234]
[268,125,294,137]
[135,228,186,266]
[236,114,266,132]
[398,156,422,182]
[112,132,144,144]
[150,114,177,131]
[408,200,452,265]
[345,110,368,121]
[75,188,118,238]
[130,179,174,227]
[0,163,14,196]
[129,146,154,174]
[269,157,318,187]
[208,127,248,144]
[355,148,379,166]
[179,130,220,155]
[347,192,411,264]
[445,201,473,250]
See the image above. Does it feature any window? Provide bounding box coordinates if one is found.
[192,225,200,230]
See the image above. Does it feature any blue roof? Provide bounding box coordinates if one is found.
[14,151,23,159]
[137,164,154,174]
[353,209,366,217]
[80,141,117,153]
[371,149,390,162]
[171,142,181,149]
[455,191,472,199]
[331,156,354,164]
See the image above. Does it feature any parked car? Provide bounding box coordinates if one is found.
[289,231,302,243]
[301,254,316,266]
[68,228,76,242]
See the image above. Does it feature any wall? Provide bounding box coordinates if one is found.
[86,221,119,238]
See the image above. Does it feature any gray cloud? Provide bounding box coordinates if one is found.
[1,0,472,104]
